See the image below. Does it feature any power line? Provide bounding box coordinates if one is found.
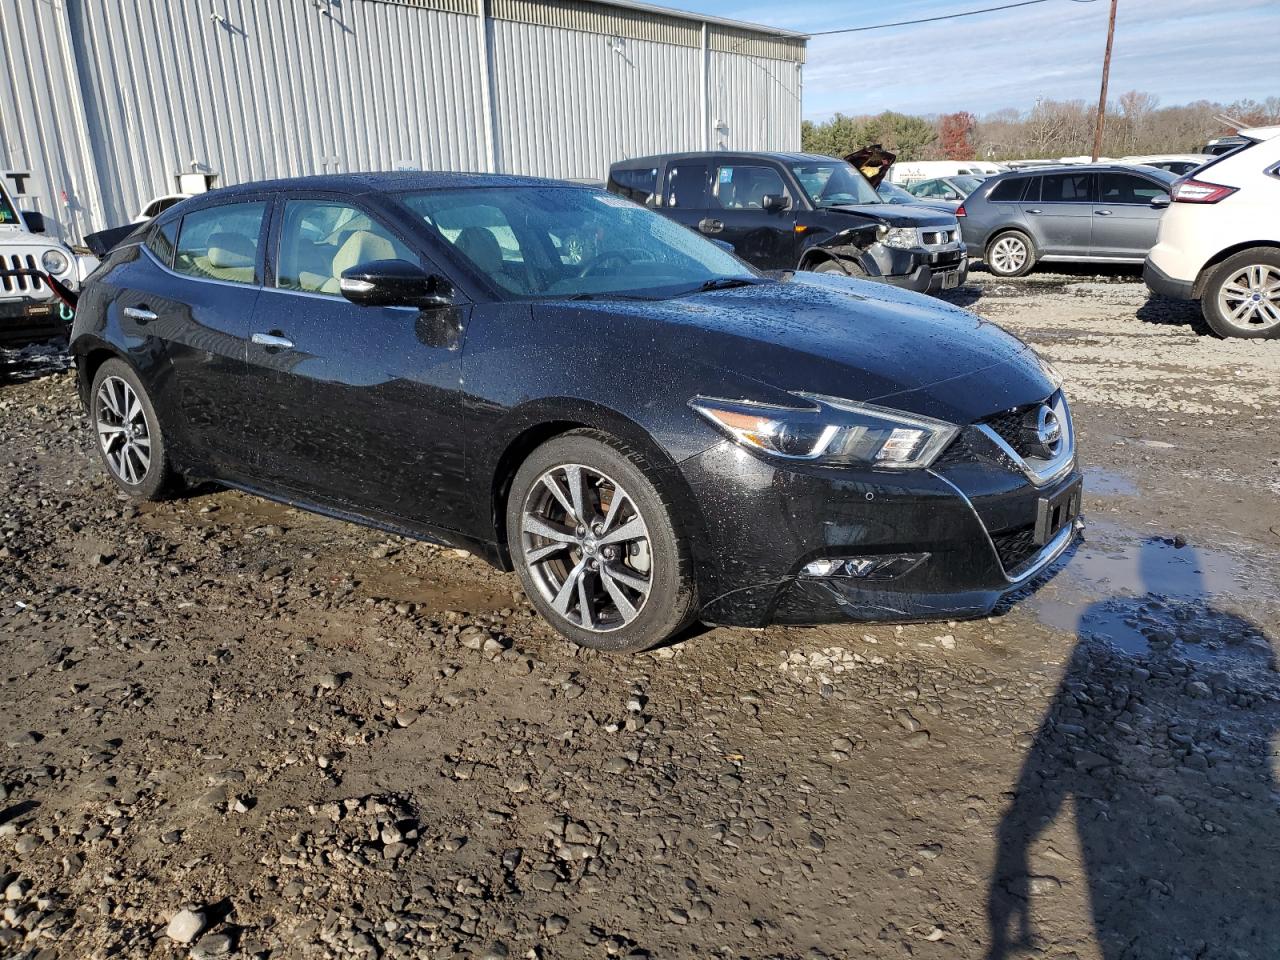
[806,0,1099,37]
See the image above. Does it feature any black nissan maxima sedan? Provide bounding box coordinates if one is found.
[70,173,1082,652]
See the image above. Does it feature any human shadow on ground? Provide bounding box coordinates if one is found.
[987,538,1280,959]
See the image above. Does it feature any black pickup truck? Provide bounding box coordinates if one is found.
[606,151,967,294]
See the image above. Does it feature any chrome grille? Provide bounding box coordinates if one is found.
[0,254,43,293]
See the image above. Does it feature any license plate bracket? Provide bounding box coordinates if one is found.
[1034,480,1081,545]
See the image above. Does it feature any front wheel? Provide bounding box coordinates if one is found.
[986,230,1036,278]
[506,430,696,653]
[1201,249,1280,339]
[812,258,865,277]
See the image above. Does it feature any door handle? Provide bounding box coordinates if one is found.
[1025,208,1042,215]
[251,332,294,350]
[1096,209,1113,216]
[123,306,157,323]
[697,218,724,234]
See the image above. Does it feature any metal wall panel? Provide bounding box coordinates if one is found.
[489,20,702,180]
[2,0,804,244]
[0,0,105,241]
[708,50,802,153]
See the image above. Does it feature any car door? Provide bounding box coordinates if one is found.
[1021,172,1094,256]
[1089,171,1171,259]
[659,160,711,235]
[242,195,472,530]
[149,199,268,468]
[704,161,797,270]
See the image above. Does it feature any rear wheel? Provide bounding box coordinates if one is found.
[506,430,695,653]
[986,230,1036,277]
[1201,248,1280,339]
[90,359,173,500]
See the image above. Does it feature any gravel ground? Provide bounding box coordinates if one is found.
[2,270,1279,960]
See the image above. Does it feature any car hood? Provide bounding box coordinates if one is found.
[552,273,1056,425]
[823,203,958,229]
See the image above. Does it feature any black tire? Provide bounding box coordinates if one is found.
[506,429,696,653]
[1200,247,1280,339]
[812,258,865,277]
[985,230,1036,278]
[89,358,174,500]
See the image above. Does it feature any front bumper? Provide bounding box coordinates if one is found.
[679,438,1082,627]
[0,297,70,345]
[872,244,969,293]
[1143,258,1195,302]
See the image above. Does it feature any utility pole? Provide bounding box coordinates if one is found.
[1091,0,1118,161]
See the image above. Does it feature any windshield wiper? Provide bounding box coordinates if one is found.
[565,292,659,301]
[692,277,763,293]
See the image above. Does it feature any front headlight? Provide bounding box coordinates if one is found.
[691,393,958,469]
[41,249,70,276]
[880,227,919,250]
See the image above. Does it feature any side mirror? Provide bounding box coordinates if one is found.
[20,210,45,234]
[942,191,959,201]
[1151,193,1171,208]
[339,259,453,308]
[762,194,792,213]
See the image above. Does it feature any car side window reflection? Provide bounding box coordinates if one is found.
[665,163,709,209]
[277,200,417,295]
[1039,173,1092,203]
[712,165,788,210]
[173,202,267,284]
[1098,173,1167,205]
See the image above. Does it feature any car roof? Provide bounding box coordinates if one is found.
[611,151,839,168]
[194,171,591,201]
[992,163,1174,177]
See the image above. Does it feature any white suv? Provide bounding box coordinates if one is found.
[1145,125,1280,338]
[1,175,96,343]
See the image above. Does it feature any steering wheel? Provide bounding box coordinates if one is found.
[577,248,654,278]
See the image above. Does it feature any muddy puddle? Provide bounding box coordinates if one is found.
[1086,466,1139,497]
[1023,519,1279,666]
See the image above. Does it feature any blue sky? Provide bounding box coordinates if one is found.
[678,0,1280,119]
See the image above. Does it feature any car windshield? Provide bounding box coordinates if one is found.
[790,161,881,207]
[951,176,984,195]
[0,186,18,226]
[398,186,759,300]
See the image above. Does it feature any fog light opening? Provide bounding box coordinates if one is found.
[801,553,929,582]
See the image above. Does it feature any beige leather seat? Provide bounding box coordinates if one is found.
[191,232,256,283]
[298,230,397,294]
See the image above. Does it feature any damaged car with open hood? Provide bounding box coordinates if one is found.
[70,172,1078,653]
[607,150,968,294]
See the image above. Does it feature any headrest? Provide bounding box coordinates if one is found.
[332,230,397,275]
[206,232,255,269]
[454,227,503,275]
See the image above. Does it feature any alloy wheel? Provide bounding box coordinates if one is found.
[521,463,652,632]
[989,235,1028,275]
[96,375,152,485]
[1216,263,1280,333]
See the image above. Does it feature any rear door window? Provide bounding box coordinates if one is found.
[277,200,417,295]
[607,167,658,204]
[711,164,789,209]
[664,163,710,209]
[988,178,1029,202]
[145,220,178,266]
[173,202,267,285]
[1039,173,1093,203]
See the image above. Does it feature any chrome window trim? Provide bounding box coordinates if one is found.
[975,392,1076,488]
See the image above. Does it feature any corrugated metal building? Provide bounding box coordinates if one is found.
[0,0,806,243]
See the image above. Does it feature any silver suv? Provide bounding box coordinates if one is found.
[958,165,1177,277]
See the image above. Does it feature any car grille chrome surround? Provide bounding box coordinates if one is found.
[976,390,1075,487]
[919,227,961,247]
